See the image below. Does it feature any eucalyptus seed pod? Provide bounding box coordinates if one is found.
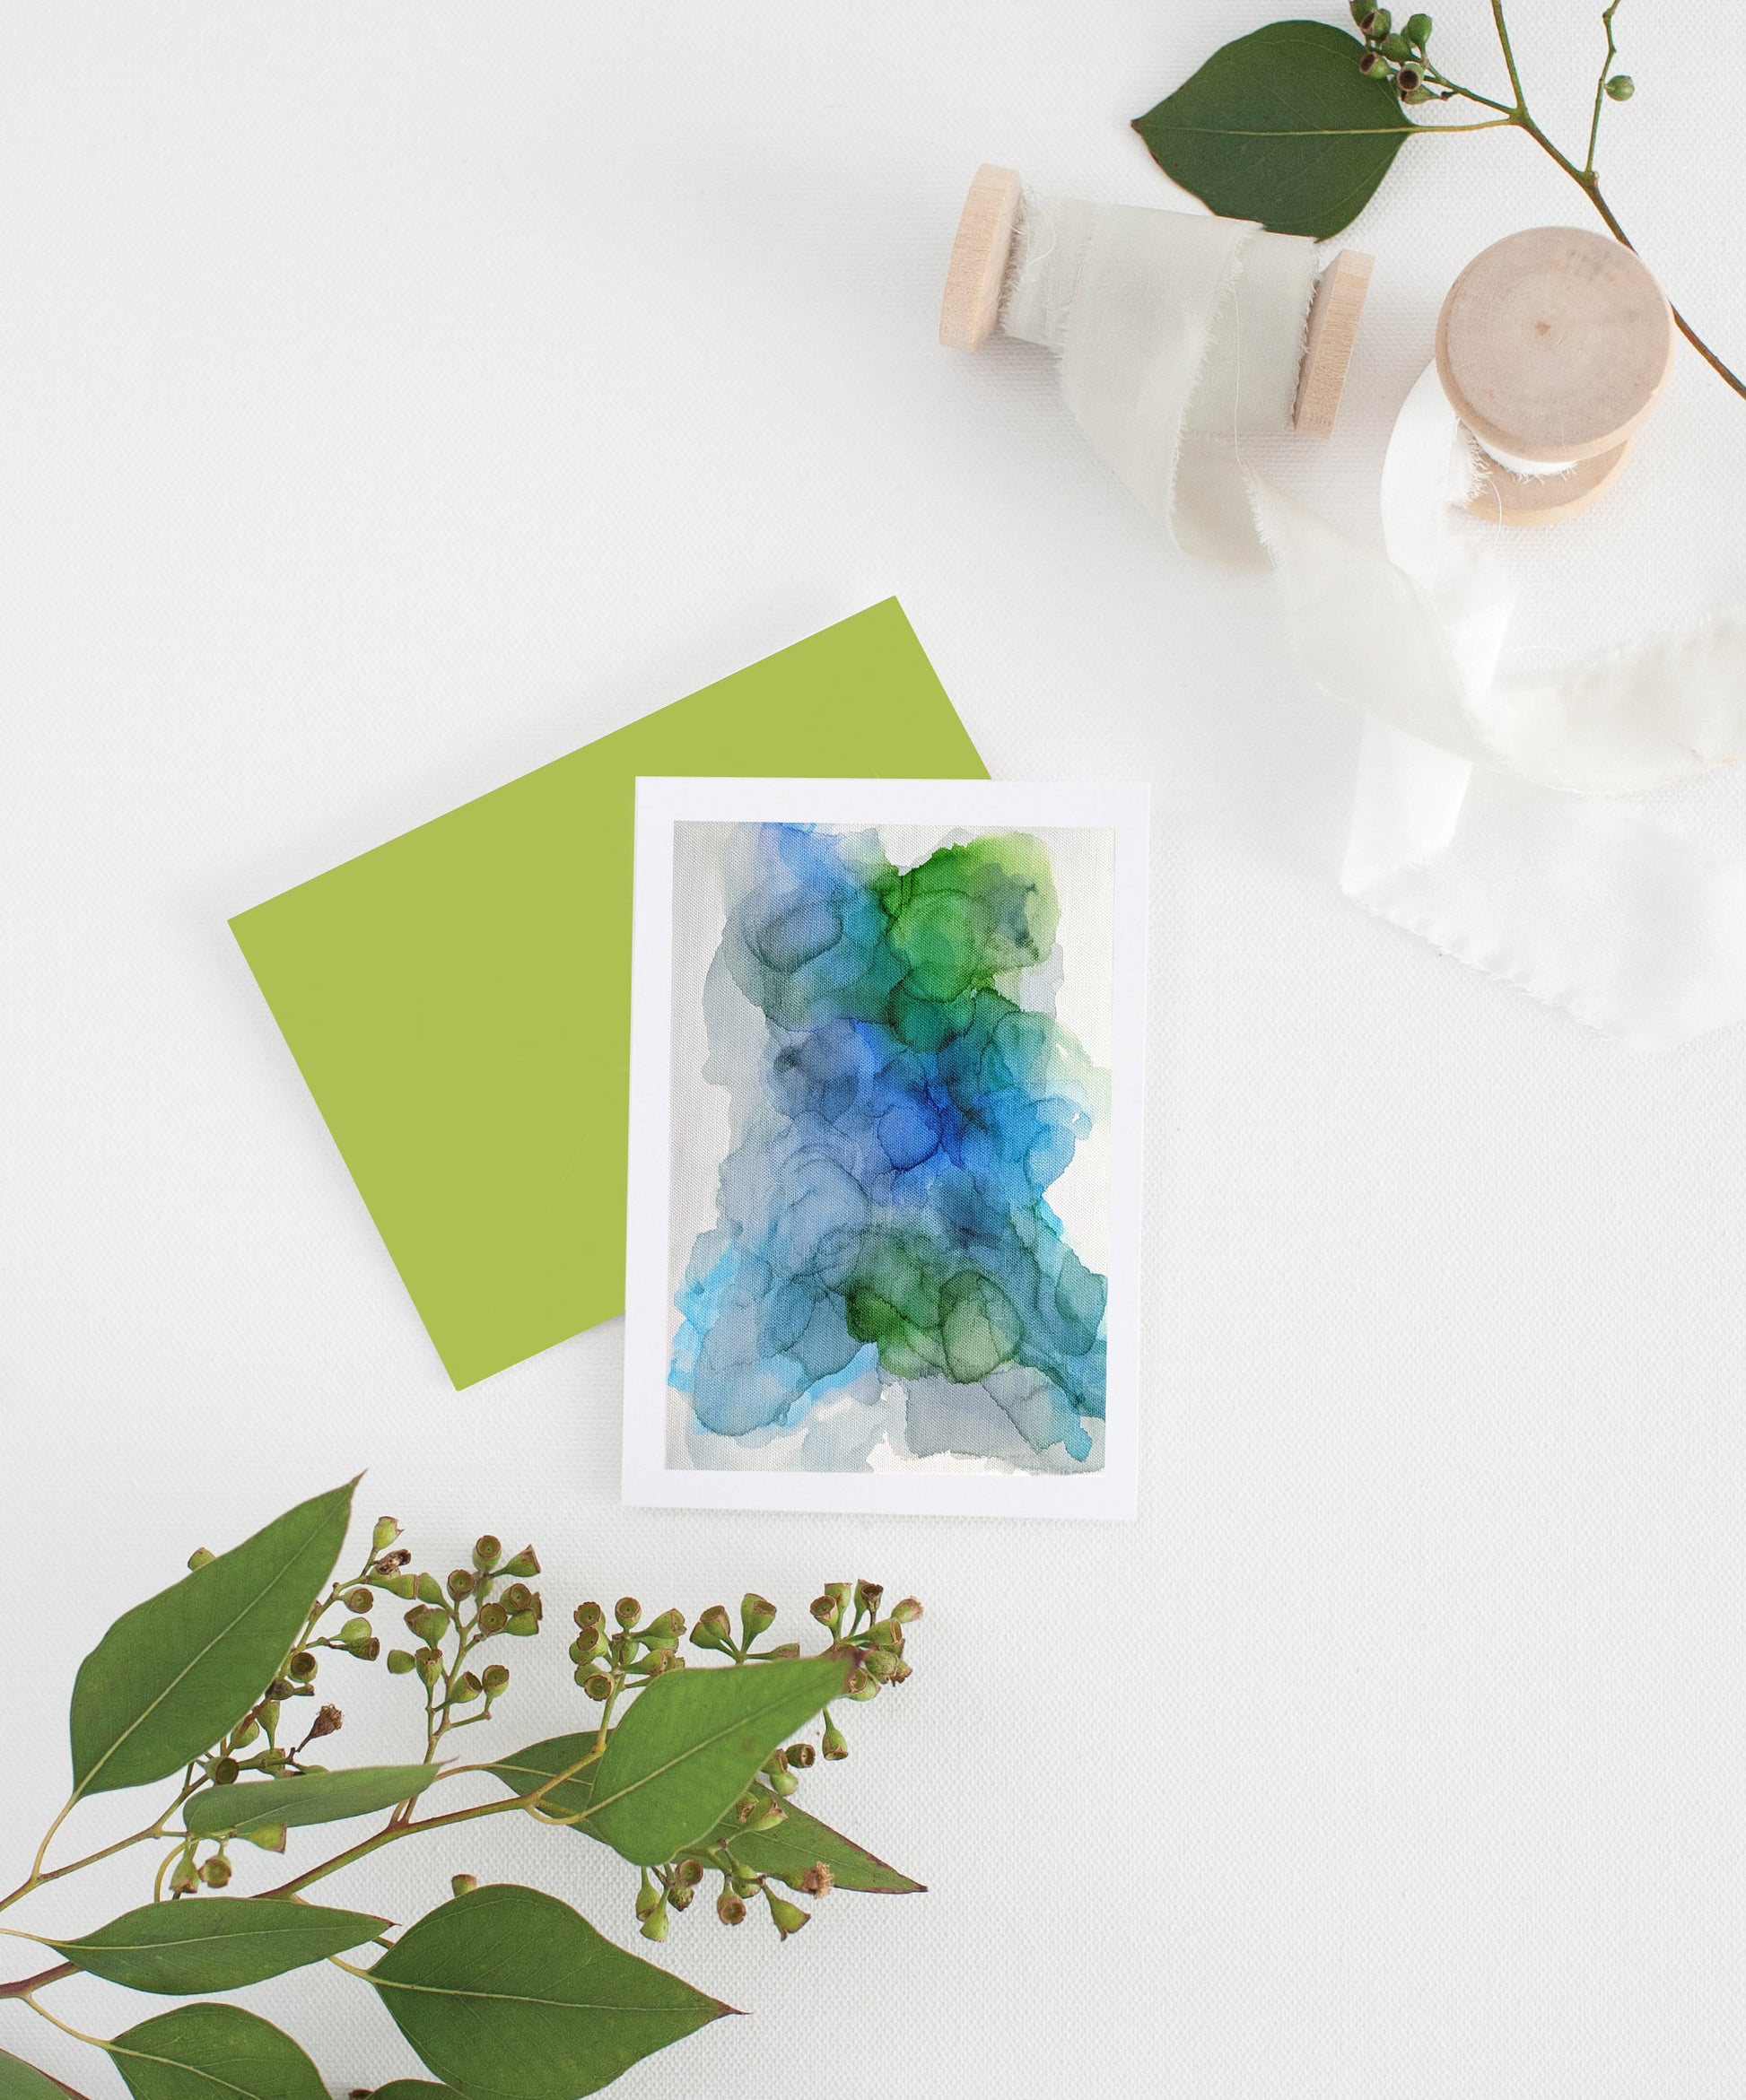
[717,1890,747,1926]
[502,1546,540,1578]
[500,1582,532,1615]
[574,1600,604,1628]
[748,1800,787,1833]
[258,1700,282,1733]
[635,1874,662,1921]
[286,1651,318,1682]
[854,1580,884,1616]
[451,1873,478,1898]
[764,1890,808,1939]
[266,1678,296,1703]
[1396,62,1422,90]
[307,1704,344,1740]
[1359,7,1390,34]
[640,1903,669,1942]
[416,1649,443,1687]
[210,1756,240,1785]
[1605,72,1634,99]
[405,1605,450,1646]
[350,1636,381,1661]
[668,1883,694,1912]
[415,1572,445,1607]
[1401,83,1433,100]
[187,1548,215,1572]
[481,1662,510,1694]
[447,1569,476,1600]
[582,1671,614,1701]
[691,1604,734,1652]
[615,1596,642,1628]
[891,1597,924,1624]
[454,1672,484,1703]
[786,1742,816,1769]
[862,1648,899,1682]
[821,1718,849,1761]
[341,1616,371,1643]
[808,1595,837,1625]
[344,1588,374,1614]
[473,1536,503,1571]
[231,1715,260,1748]
[768,1766,799,1797]
[386,1648,416,1675]
[733,1792,764,1825]
[506,1610,539,1637]
[764,1642,801,1660]
[675,1857,704,1888]
[371,1516,402,1554]
[372,1572,417,1600]
[1358,48,1387,74]
[170,1856,200,1895]
[1405,10,1432,41]
[823,1582,851,1604]
[740,1594,777,1641]
[200,1855,232,1888]
[477,1601,510,1636]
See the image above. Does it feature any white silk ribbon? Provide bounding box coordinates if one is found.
[1002,193,1746,1047]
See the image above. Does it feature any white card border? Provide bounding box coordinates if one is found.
[624,777,1149,1521]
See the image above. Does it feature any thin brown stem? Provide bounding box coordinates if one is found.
[258,1743,607,1899]
[0,1961,77,2000]
[1585,0,1623,174]
[1488,0,1527,109]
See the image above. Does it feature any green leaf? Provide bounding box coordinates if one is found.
[109,2004,327,2100]
[69,1483,356,1799]
[0,2046,75,2100]
[367,2087,466,2100]
[490,1736,923,1893]
[583,1656,850,1866]
[45,1897,388,1995]
[366,1884,729,2100]
[692,1791,925,1895]
[1133,21,1416,240]
[183,1764,441,1838]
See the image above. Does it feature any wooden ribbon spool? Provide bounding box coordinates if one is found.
[1436,225,1677,527]
[938,162,1375,440]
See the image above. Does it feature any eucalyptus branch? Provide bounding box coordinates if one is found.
[0,1492,926,2100]
[1354,1,1746,403]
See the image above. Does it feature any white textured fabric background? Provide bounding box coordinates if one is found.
[4,4,1746,2096]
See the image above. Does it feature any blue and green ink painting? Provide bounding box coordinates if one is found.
[668,821,1113,1476]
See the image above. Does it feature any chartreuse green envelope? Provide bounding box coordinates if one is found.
[230,601,986,1388]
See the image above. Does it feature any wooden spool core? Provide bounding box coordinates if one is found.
[938,161,1372,439]
[1436,224,1676,527]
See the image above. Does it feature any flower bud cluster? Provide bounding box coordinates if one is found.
[1350,1,1445,102]
[570,1597,692,1706]
[596,1577,923,1945]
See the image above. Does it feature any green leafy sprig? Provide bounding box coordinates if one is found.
[1134,4,1746,404]
[0,1483,925,2100]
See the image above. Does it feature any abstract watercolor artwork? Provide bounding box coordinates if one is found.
[624,779,1148,1519]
